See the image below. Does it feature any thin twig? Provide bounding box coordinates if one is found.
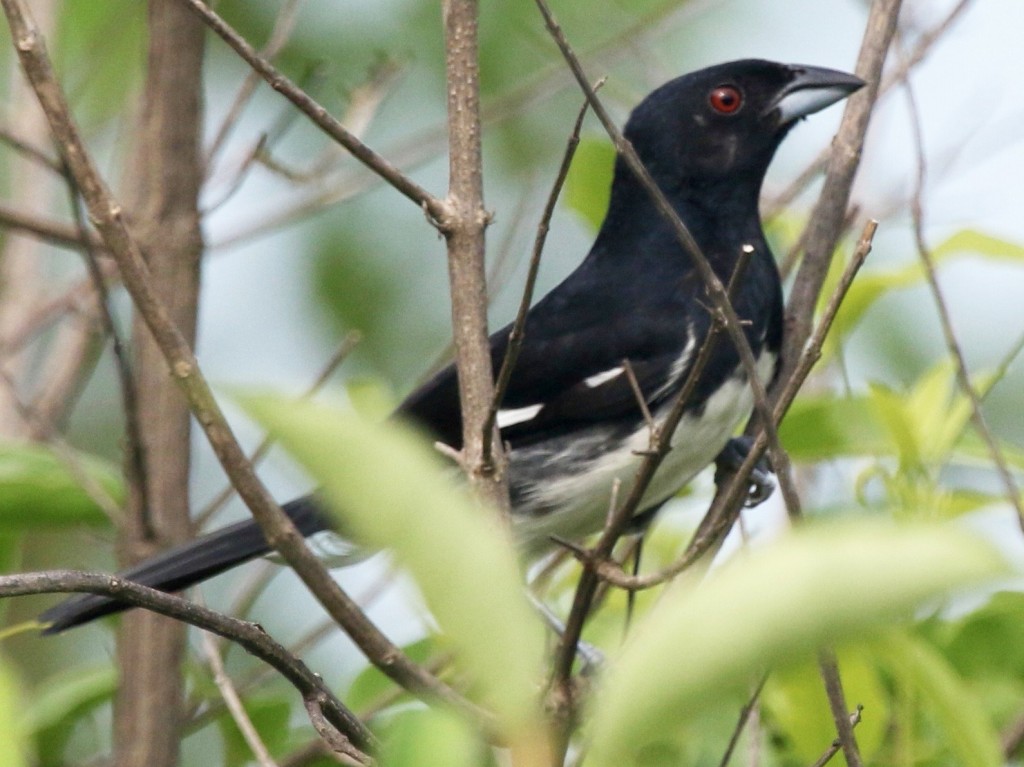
[0,267,112,355]
[0,0,485,725]
[0,200,100,251]
[0,123,61,172]
[3,570,373,754]
[532,6,798,711]
[205,0,303,164]
[596,221,877,591]
[810,704,864,767]
[780,0,902,390]
[482,86,600,466]
[63,171,149,519]
[200,631,281,767]
[195,331,361,528]
[818,649,863,767]
[902,64,1024,530]
[176,0,449,226]
[622,359,656,437]
[717,673,769,767]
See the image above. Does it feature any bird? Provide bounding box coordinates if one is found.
[40,59,863,633]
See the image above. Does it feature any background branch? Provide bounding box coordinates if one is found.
[0,570,373,758]
[0,0,482,728]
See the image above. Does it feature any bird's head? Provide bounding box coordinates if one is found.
[621,59,864,195]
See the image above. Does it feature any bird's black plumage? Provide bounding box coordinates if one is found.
[41,60,863,633]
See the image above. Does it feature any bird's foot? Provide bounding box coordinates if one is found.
[715,436,775,507]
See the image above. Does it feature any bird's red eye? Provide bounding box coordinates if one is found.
[709,85,743,114]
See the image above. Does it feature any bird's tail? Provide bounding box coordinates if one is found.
[39,496,332,634]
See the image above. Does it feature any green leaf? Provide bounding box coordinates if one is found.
[377,708,488,767]
[878,631,1002,767]
[931,228,1024,262]
[763,646,889,762]
[780,394,889,460]
[23,666,116,767]
[563,137,615,231]
[347,637,437,713]
[240,393,545,734]
[939,592,1024,679]
[217,695,292,767]
[0,654,29,767]
[0,444,122,530]
[585,522,1005,767]
[821,228,1024,356]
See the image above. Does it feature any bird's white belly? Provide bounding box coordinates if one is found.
[513,353,775,552]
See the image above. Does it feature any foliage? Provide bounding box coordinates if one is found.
[0,1,1022,766]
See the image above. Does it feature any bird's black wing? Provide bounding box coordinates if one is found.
[400,260,702,449]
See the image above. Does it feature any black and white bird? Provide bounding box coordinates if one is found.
[41,59,863,633]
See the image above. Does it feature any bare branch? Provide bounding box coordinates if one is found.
[781,0,903,386]
[204,0,303,164]
[0,570,373,755]
[818,649,864,767]
[176,0,449,225]
[483,88,599,464]
[902,66,1024,529]
[0,0,484,724]
[717,674,768,767]
[810,705,864,767]
[441,0,507,512]
[200,630,281,767]
[0,200,99,251]
[598,221,877,592]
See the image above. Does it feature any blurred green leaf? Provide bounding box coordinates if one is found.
[931,228,1024,262]
[878,630,1002,767]
[347,637,437,713]
[55,0,145,125]
[0,654,28,767]
[867,362,1000,473]
[586,522,1005,766]
[823,228,1024,356]
[938,592,1024,680]
[23,666,115,767]
[564,136,615,231]
[345,377,399,422]
[217,695,292,767]
[764,646,889,763]
[780,394,889,460]
[0,444,122,530]
[377,708,488,767]
[240,393,545,733]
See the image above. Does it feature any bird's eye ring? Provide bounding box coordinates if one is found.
[709,85,743,114]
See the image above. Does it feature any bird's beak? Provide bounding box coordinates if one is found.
[767,65,865,124]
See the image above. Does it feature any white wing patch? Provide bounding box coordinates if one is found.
[583,366,624,388]
[497,403,543,429]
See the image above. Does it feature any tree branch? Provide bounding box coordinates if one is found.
[0,0,484,727]
[440,0,508,512]
[1,570,373,757]
[176,0,449,226]
[818,649,863,767]
[780,0,903,386]
[482,87,598,467]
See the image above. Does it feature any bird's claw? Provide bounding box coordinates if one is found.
[715,436,775,508]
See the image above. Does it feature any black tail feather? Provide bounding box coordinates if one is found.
[40,496,332,634]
